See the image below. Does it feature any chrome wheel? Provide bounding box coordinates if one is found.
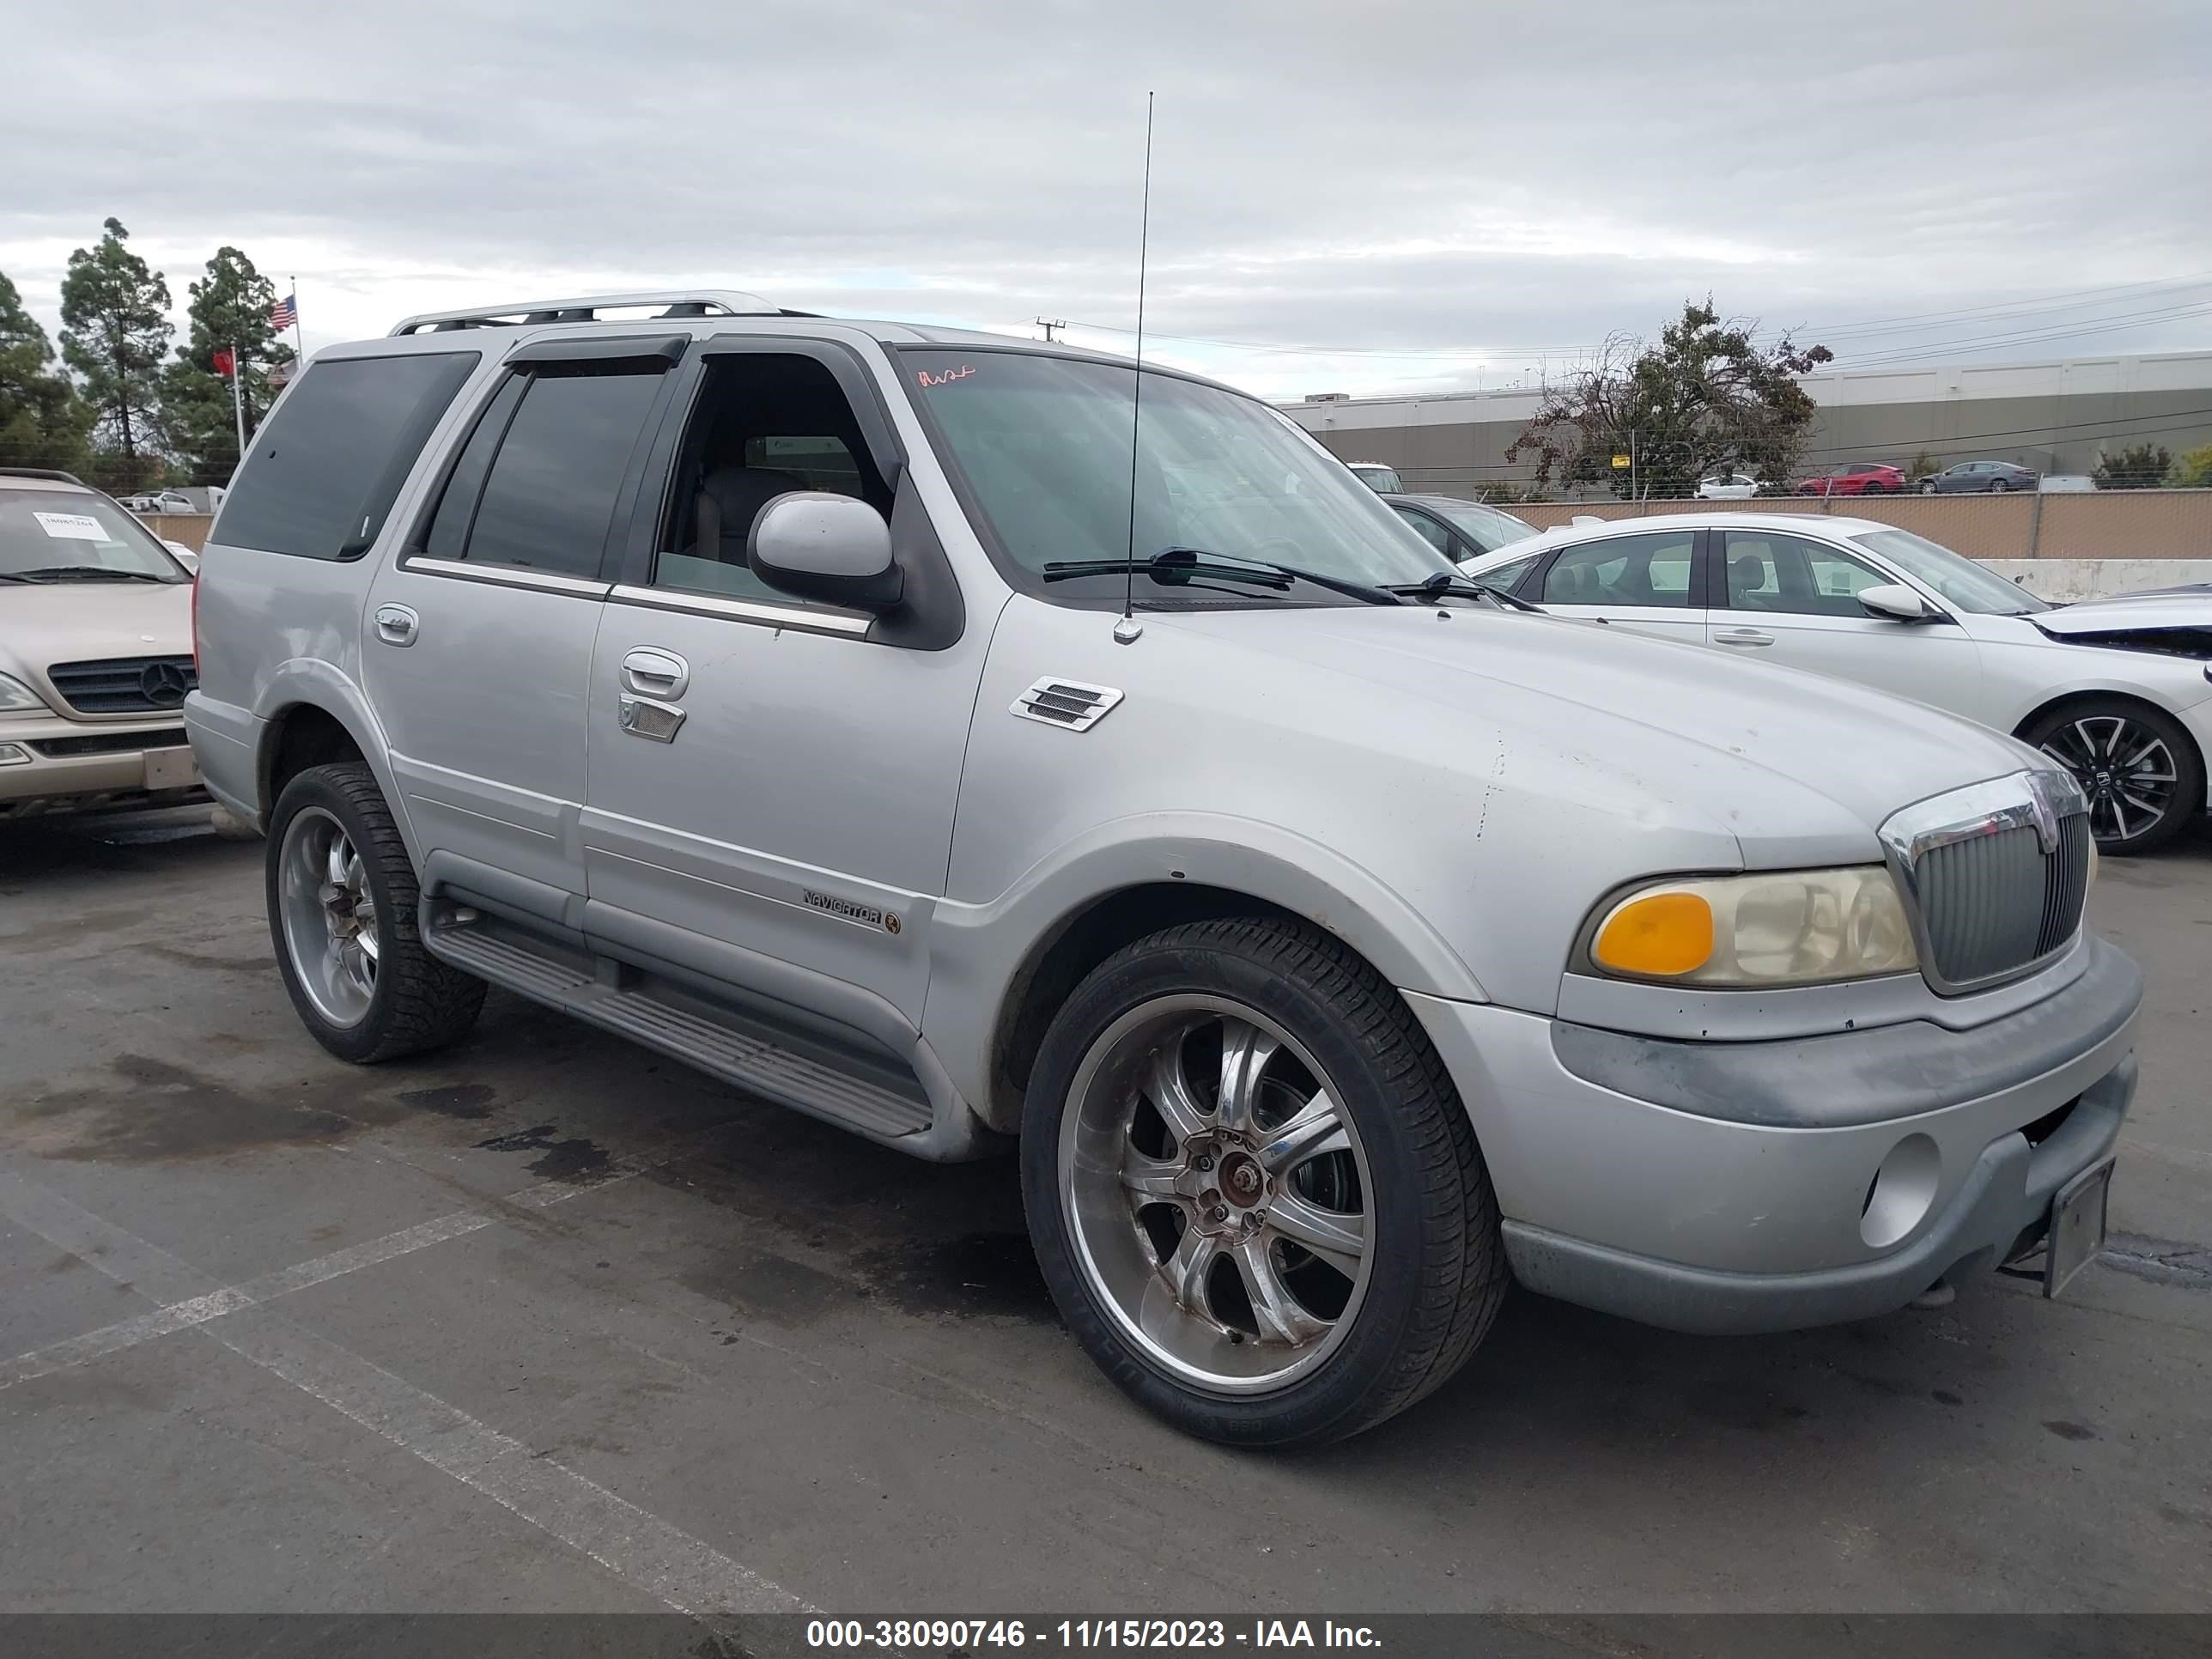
[2039,715,2179,845]
[276,806,380,1026]
[1059,995,1373,1394]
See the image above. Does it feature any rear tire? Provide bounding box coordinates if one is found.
[1021,917,1506,1446]
[266,762,486,1063]
[1861,480,1888,495]
[2021,699,2203,854]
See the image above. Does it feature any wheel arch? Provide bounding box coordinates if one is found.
[962,832,1483,1136]
[252,662,415,856]
[2014,687,2205,764]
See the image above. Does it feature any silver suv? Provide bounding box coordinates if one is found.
[185,290,2142,1445]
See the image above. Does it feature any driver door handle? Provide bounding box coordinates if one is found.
[1714,628,1774,647]
[620,647,690,699]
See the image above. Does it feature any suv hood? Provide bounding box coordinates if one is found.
[1157,604,2040,854]
[1,581,193,703]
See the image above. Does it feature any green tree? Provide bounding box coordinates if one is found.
[58,218,172,486]
[1506,298,1834,499]
[160,246,294,484]
[2091,443,2172,489]
[0,270,93,474]
[2165,442,2212,489]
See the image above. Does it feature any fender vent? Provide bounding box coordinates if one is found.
[1012,678,1124,732]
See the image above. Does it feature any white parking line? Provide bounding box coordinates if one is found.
[1,1132,695,1390]
[0,1166,813,1617]
[3,1208,493,1389]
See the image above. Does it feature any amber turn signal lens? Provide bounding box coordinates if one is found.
[1593,890,1714,978]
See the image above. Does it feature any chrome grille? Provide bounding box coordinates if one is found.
[46,656,198,714]
[1882,771,2092,994]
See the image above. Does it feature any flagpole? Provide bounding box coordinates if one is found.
[289,275,305,362]
[229,344,247,464]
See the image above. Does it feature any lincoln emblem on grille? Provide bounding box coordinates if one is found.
[2023,769,2068,854]
[139,661,191,709]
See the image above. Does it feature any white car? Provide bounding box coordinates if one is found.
[1458,512,2212,853]
[1346,461,1403,494]
[1695,472,1761,500]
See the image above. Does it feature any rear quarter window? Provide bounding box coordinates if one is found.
[215,351,480,560]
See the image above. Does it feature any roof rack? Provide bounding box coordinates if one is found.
[0,466,89,486]
[388,289,786,337]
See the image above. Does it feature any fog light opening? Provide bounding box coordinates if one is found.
[1861,1133,1941,1249]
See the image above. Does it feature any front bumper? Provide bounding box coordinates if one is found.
[1407,936,2142,1334]
[0,711,201,817]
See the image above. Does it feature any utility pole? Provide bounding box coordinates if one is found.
[1036,317,1068,343]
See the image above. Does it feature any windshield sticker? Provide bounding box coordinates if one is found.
[916,364,978,389]
[32,512,107,541]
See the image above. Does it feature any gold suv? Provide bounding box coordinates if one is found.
[0,469,202,820]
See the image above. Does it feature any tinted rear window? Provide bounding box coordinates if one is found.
[215,352,479,560]
[457,368,665,578]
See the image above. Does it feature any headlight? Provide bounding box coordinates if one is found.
[0,672,51,713]
[1589,866,1917,988]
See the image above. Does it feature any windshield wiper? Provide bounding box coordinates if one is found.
[1044,549,1292,591]
[4,566,170,584]
[1385,572,1547,613]
[1043,547,1401,606]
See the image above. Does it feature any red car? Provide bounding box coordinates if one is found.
[1794,462,1905,496]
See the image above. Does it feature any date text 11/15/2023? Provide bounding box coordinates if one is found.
[806,1620,1384,1650]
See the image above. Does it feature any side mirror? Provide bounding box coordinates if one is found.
[749,492,902,611]
[1858,583,1930,623]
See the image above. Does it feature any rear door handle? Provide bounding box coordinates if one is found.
[1714,628,1774,647]
[374,604,418,647]
[621,647,690,699]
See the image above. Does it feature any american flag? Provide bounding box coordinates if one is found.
[270,292,298,331]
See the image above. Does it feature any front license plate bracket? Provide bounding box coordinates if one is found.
[2044,1158,2114,1300]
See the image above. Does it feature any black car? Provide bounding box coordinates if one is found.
[1918,459,2039,494]
[1383,493,1539,562]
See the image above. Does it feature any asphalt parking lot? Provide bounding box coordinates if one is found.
[2,807,2209,1623]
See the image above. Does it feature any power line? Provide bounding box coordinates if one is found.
[1784,272,2212,340]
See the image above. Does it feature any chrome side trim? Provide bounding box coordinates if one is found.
[1878,768,2090,997]
[396,555,612,599]
[605,582,873,637]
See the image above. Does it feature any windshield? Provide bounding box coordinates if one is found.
[0,489,186,582]
[1852,527,2048,615]
[1428,499,1536,553]
[904,350,1451,606]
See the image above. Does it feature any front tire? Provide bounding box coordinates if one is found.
[2021,700,2203,854]
[1021,917,1506,1446]
[266,762,486,1063]
[1990,478,2010,493]
[1920,480,1939,495]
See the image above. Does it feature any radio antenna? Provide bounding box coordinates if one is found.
[1115,92,1155,646]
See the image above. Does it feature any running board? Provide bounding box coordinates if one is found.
[422,915,933,1142]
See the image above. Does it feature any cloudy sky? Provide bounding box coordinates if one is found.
[6,0,2209,400]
